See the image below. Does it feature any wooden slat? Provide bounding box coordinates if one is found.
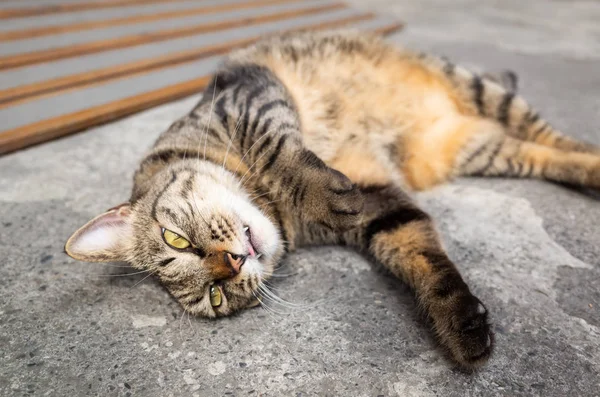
[0,3,345,71]
[0,0,300,42]
[0,13,377,107]
[0,77,212,155]
[0,9,363,91]
[0,0,190,20]
[0,22,402,155]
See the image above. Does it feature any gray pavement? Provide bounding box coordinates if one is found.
[1,1,599,396]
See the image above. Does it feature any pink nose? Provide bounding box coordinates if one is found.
[225,252,247,274]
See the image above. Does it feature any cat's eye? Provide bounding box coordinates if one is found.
[210,285,222,308]
[162,228,191,250]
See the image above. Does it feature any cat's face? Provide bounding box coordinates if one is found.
[65,161,283,317]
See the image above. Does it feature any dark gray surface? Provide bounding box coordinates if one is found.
[1,1,599,396]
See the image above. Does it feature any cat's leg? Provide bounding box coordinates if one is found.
[409,113,600,189]
[300,184,494,368]
[436,58,600,155]
[355,185,493,368]
[510,112,600,155]
[189,64,363,230]
[458,126,600,188]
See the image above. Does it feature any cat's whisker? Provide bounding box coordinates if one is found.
[96,263,137,268]
[239,149,282,189]
[258,283,313,311]
[232,125,279,177]
[258,199,282,208]
[268,273,297,278]
[244,185,262,196]
[263,268,298,278]
[252,291,284,319]
[256,294,290,317]
[246,191,263,201]
[261,280,298,297]
[93,269,153,277]
[260,285,309,309]
[238,148,274,188]
[178,307,188,341]
[248,190,272,202]
[192,77,218,220]
[186,89,220,230]
[187,310,193,333]
[259,296,299,317]
[261,279,283,291]
[131,269,157,288]
[203,76,219,161]
[262,263,298,278]
[222,107,244,170]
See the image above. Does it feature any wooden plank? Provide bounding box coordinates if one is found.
[0,1,330,57]
[0,76,211,155]
[0,14,381,121]
[0,0,190,20]
[0,3,345,71]
[0,13,376,107]
[0,0,300,42]
[0,8,361,90]
[0,22,402,155]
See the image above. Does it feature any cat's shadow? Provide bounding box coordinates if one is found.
[567,185,600,200]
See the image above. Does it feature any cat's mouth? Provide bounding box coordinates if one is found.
[243,225,263,260]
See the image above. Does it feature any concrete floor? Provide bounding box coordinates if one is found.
[1,0,599,396]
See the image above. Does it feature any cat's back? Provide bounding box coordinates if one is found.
[225,30,463,162]
[226,30,408,107]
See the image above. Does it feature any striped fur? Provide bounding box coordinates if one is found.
[66,30,600,370]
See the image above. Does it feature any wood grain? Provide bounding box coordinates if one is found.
[0,13,377,107]
[0,0,300,42]
[0,3,346,71]
[0,22,403,155]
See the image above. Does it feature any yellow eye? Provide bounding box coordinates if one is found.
[210,285,222,308]
[162,228,191,250]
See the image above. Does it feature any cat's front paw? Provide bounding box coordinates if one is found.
[296,151,364,230]
[434,294,494,369]
[318,168,364,230]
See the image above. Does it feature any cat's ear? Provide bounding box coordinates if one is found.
[65,203,134,262]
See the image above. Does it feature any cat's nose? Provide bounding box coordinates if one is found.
[224,252,247,275]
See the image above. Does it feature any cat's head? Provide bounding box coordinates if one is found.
[65,160,283,317]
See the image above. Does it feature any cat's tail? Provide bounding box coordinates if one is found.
[430,55,600,155]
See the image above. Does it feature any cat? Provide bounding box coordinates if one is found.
[64,30,600,369]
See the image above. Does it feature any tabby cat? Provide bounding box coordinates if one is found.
[65,30,600,369]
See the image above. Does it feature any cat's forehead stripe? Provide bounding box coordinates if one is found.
[150,171,177,220]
